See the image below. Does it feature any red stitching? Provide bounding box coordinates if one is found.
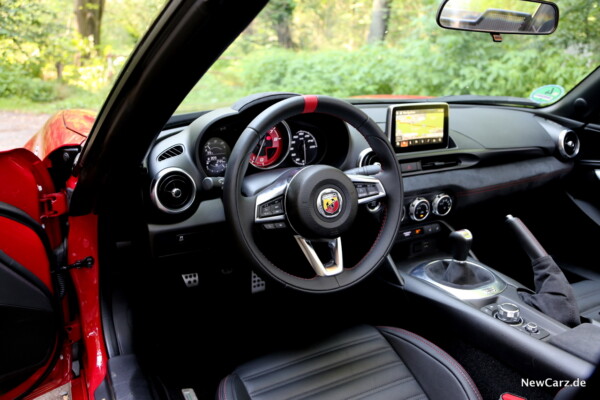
[378,326,483,400]
[456,170,563,198]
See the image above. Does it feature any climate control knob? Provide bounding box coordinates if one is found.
[432,193,452,216]
[409,197,430,222]
[496,303,522,324]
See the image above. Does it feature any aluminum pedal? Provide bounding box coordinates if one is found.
[181,273,199,288]
[181,388,199,400]
[251,270,266,293]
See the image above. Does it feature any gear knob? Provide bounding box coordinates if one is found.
[449,229,473,262]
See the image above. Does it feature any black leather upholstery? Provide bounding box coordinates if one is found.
[217,325,481,400]
[572,280,600,322]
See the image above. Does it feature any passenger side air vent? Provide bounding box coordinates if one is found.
[358,149,380,167]
[151,168,196,214]
[558,130,580,159]
[158,145,184,161]
[421,157,460,171]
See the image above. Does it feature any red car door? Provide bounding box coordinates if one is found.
[0,147,93,400]
[0,148,64,399]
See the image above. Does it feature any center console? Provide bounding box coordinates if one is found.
[388,220,600,381]
[375,102,599,382]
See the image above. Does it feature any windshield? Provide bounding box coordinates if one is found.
[177,0,599,113]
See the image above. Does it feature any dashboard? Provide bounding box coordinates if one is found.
[144,93,580,254]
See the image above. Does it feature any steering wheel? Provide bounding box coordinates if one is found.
[224,95,403,292]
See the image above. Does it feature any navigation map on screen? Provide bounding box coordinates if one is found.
[394,107,445,149]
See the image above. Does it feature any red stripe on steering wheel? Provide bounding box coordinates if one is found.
[302,95,318,113]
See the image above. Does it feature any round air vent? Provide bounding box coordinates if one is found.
[558,130,580,159]
[357,148,380,167]
[151,168,196,214]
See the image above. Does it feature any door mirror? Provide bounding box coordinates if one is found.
[437,0,558,35]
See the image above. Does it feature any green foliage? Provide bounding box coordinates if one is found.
[103,0,166,52]
[240,46,398,96]
[1,0,600,114]
[0,61,57,102]
[0,0,164,110]
[0,0,56,50]
[263,0,296,24]
[177,0,599,111]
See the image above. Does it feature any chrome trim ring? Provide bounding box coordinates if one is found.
[432,193,452,216]
[357,148,375,167]
[411,259,507,300]
[409,197,430,222]
[150,167,197,214]
[558,129,580,159]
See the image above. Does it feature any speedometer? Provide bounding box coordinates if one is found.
[290,130,318,166]
[201,137,231,177]
[250,122,290,169]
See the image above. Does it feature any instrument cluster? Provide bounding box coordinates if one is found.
[199,118,330,177]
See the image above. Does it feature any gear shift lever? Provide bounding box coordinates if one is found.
[443,229,490,285]
[449,229,473,262]
[424,229,494,287]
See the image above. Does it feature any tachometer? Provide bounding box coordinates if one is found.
[201,137,231,176]
[290,130,318,166]
[250,122,290,169]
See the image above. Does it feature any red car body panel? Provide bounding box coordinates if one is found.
[0,149,62,284]
[66,201,107,400]
[0,110,104,399]
[23,109,95,161]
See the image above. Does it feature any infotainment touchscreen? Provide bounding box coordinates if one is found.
[387,103,449,152]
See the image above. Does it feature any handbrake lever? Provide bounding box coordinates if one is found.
[505,215,580,327]
[505,215,547,260]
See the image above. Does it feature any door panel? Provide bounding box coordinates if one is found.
[0,205,53,290]
[0,251,57,393]
[0,149,61,397]
[0,149,63,248]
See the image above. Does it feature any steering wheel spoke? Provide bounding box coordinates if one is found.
[347,174,386,204]
[294,236,344,276]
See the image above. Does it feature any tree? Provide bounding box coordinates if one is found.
[264,0,296,49]
[75,0,104,45]
[367,0,391,44]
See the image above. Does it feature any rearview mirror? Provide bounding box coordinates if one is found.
[437,0,558,35]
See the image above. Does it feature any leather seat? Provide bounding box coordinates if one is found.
[572,280,600,322]
[217,325,482,400]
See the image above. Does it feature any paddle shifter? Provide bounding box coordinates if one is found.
[505,215,580,327]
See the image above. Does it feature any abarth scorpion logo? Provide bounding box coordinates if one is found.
[317,189,342,218]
